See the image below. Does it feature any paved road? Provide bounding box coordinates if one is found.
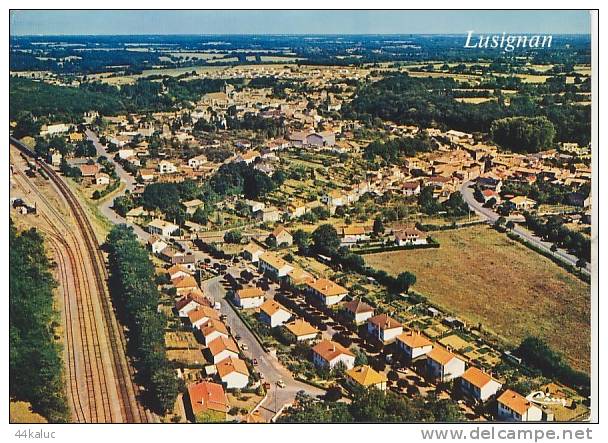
[200,274,325,422]
[85,129,149,241]
[460,181,591,274]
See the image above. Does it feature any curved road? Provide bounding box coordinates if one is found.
[201,275,325,422]
[460,181,591,275]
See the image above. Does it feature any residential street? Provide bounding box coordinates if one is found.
[85,129,149,240]
[460,181,591,274]
[200,275,325,422]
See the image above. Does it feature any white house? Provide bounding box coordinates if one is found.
[460,367,503,402]
[206,336,240,364]
[188,154,207,169]
[403,181,422,196]
[394,228,427,246]
[95,173,110,186]
[345,365,388,391]
[118,148,135,160]
[147,235,168,254]
[344,299,375,325]
[244,199,265,213]
[270,226,293,247]
[312,340,355,370]
[509,196,537,211]
[341,226,369,246]
[217,357,250,390]
[167,264,191,280]
[258,252,294,280]
[187,306,220,329]
[158,160,178,174]
[426,346,466,382]
[242,243,266,263]
[284,319,319,342]
[200,320,229,346]
[367,314,403,344]
[306,278,348,306]
[147,219,180,237]
[254,206,281,223]
[174,292,210,318]
[258,300,292,328]
[497,389,543,422]
[234,287,265,309]
[396,331,433,360]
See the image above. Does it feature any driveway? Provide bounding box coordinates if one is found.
[460,181,590,274]
[200,274,325,422]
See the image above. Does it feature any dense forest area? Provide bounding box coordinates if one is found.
[9,223,69,422]
[343,73,591,148]
[106,225,179,414]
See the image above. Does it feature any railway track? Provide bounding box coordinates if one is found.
[11,138,150,423]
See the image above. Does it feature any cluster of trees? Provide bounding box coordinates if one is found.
[364,133,438,164]
[227,112,286,139]
[106,225,179,413]
[279,389,463,423]
[517,337,589,395]
[523,212,590,263]
[418,187,469,217]
[490,116,556,153]
[502,179,583,206]
[209,162,277,200]
[342,73,590,147]
[10,224,69,422]
[141,180,202,225]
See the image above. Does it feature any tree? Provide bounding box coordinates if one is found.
[311,224,340,256]
[418,186,442,215]
[505,220,515,231]
[494,216,506,228]
[490,116,556,153]
[13,112,42,139]
[393,272,417,294]
[354,348,369,366]
[373,217,385,235]
[550,243,558,254]
[576,258,587,269]
[191,206,208,225]
[224,230,243,244]
[293,229,312,255]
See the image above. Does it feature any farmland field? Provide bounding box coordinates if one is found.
[364,225,590,372]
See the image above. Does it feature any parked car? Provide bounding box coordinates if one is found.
[235,334,242,340]
[276,380,286,388]
[241,344,249,351]
[252,358,259,366]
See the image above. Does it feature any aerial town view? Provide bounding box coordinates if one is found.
[8,10,595,426]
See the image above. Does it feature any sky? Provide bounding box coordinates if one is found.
[10,10,591,36]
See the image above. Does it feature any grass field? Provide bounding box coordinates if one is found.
[10,401,47,423]
[364,225,590,372]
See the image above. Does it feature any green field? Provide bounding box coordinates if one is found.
[364,225,590,372]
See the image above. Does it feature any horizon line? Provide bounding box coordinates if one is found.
[11,32,592,37]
